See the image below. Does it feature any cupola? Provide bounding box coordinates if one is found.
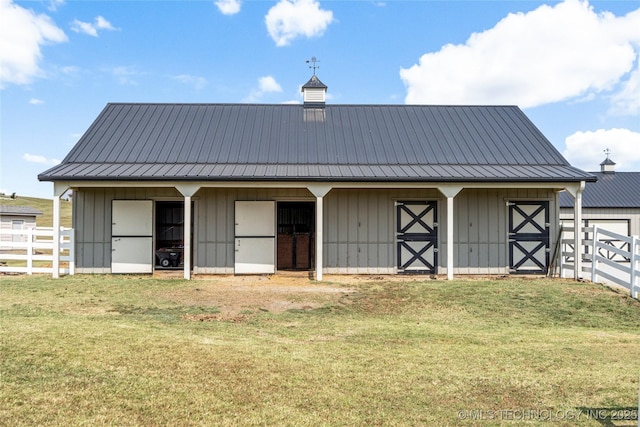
[600,149,616,173]
[301,74,327,108]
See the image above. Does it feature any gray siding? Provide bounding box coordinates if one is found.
[453,189,507,274]
[73,186,559,274]
[324,189,440,272]
[451,188,558,274]
[73,187,181,270]
[195,187,312,271]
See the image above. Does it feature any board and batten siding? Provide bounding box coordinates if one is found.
[72,186,559,274]
[323,189,439,274]
[323,188,558,274]
[451,188,558,274]
[73,187,181,272]
[195,187,312,273]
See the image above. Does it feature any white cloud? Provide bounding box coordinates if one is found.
[48,0,64,12]
[111,66,140,85]
[265,0,334,47]
[400,0,640,108]
[23,153,61,165]
[244,75,283,102]
[563,128,640,171]
[71,16,117,37]
[258,76,282,93]
[215,0,241,15]
[29,98,45,105]
[0,0,67,87]
[609,66,640,116]
[173,74,208,90]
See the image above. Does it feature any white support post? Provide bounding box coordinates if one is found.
[175,184,200,280]
[52,196,61,279]
[307,184,331,282]
[51,183,69,279]
[446,196,454,280]
[183,196,192,280]
[438,185,462,280]
[316,196,324,281]
[573,181,585,280]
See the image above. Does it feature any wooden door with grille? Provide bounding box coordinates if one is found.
[277,202,314,270]
[396,201,438,274]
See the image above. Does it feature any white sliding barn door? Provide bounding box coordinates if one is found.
[234,201,276,274]
[111,200,153,273]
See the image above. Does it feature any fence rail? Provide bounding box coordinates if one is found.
[0,227,74,275]
[559,225,639,299]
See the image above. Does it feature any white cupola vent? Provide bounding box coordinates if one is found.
[600,149,616,173]
[301,75,328,108]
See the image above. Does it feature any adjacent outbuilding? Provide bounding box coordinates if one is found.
[560,156,640,263]
[39,75,594,279]
[0,206,43,247]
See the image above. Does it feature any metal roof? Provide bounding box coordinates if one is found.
[39,103,595,183]
[302,75,327,89]
[0,206,43,216]
[559,172,640,208]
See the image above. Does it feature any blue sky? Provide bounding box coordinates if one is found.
[1,0,639,199]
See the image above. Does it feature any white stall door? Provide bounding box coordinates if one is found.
[234,201,275,274]
[111,200,153,273]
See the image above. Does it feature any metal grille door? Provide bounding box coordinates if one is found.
[277,202,314,270]
[508,201,550,274]
[397,201,438,274]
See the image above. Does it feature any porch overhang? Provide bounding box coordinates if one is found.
[48,179,586,281]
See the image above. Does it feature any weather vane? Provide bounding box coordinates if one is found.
[604,148,611,159]
[306,56,320,75]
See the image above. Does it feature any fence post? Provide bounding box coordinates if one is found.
[559,229,565,278]
[26,228,33,275]
[68,229,75,276]
[591,225,598,284]
[631,235,638,300]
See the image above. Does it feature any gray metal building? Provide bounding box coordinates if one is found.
[560,157,640,237]
[39,75,594,279]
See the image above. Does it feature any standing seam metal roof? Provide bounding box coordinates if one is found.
[559,172,640,208]
[39,103,595,183]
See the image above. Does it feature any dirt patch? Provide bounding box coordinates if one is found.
[160,274,358,321]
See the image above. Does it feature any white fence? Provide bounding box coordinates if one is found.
[0,227,74,275]
[559,225,639,299]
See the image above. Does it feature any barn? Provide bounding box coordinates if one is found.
[560,156,640,237]
[38,75,595,280]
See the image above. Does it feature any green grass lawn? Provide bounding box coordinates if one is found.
[1,275,639,426]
